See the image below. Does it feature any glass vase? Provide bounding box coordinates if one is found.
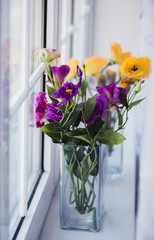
[59,144,108,232]
[107,111,123,180]
[107,141,123,180]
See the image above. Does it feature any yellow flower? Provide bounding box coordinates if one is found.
[85,56,108,76]
[65,58,80,80]
[121,56,151,81]
[109,42,131,64]
[118,64,125,78]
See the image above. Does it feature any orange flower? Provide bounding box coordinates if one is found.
[120,78,131,88]
[85,56,108,76]
[65,58,80,80]
[121,56,151,81]
[109,42,131,64]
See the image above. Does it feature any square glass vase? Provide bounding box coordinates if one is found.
[107,141,123,181]
[107,111,124,181]
[59,144,108,232]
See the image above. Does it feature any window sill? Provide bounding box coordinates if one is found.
[16,172,56,240]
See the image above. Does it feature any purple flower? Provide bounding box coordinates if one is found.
[96,82,127,108]
[76,65,83,77]
[85,96,108,126]
[50,65,70,83]
[35,92,47,128]
[53,77,81,102]
[44,102,64,122]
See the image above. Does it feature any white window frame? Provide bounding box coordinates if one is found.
[16,1,60,240]
[0,1,10,239]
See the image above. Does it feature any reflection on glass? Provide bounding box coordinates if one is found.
[10,0,24,100]
[28,79,43,199]
[29,0,43,75]
[9,104,24,235]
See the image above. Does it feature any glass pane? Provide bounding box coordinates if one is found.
[61,40,71,64]
[61,0,73,39]
[9,103,25,236]
[29,0,44,75]
[28,79,43,199]
[10,0,24,100]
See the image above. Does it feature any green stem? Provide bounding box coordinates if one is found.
[116,109,128,132]
[61,99,77,128]
[93,208,97,230]
[45,62,55,88]
[98,60,114,79]
[81,95,93,145]
[59,102,69,123]
[81,181,85,213]
[104,108,110,130]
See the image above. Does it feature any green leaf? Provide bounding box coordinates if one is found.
[75,103,83,111]
[56,105,66,111]
[61,111,80,129]
[84,94,97,120]
[49,96,59,103]
[65,128,87,137]
[80,155,90,179]
[62,135,80,145]
[47,85,56,97]
[74,112,82,128]
[41,122,62,133]
[97,130,126,145]
[117,108,123,126]
[128,98,145,110]
[120,90,128,108]
[73,134,92,145]
[88,119,105,137]
[41,125,61,143]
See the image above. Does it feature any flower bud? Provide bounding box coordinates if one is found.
[76,65,83,77]
[42,48,61,62]
[134,81,142,93]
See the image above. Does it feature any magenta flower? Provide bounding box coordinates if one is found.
[35,92,47,128]
[84,96,108,126]
[50,65,70,83]
[44,102,64,122]
[53,77,82,102]
[96,82,127,108]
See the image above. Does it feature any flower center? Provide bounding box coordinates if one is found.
[130,65,138,73]
[66,89,73,93]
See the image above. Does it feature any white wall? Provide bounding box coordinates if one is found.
[92,0,140,57]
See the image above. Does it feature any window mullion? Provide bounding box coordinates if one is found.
[29,63,45,90]
[20,0,30,217]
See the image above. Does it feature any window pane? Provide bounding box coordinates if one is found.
[9,103,25,236]
[29,0,44,75]
[61,0,72,37]
[28,79,43,199]
[10,0,25,101]
[61,40,71,63]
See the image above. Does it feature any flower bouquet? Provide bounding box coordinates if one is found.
[35,44,151,232]
[79,43,152,179]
